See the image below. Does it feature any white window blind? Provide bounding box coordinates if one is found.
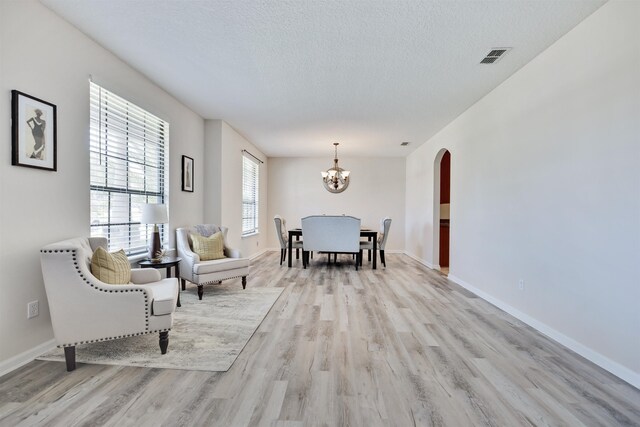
[242,154,259,235]
[89,82,169,255]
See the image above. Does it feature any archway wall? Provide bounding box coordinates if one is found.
[404,0,640,386]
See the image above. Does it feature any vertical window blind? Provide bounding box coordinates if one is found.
[89,81,169,255]
[242,154,259,235]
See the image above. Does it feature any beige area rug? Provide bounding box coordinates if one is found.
[38,284,283,372]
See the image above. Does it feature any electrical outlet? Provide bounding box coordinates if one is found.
[27,300,39,319]
[518,279,525,291]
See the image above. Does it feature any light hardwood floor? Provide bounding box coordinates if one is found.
[1,253,639,426]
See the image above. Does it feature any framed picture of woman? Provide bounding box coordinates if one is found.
[182,155,194,192]
[11,90,57,171]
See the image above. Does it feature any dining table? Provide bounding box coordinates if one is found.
[288,228,377,269]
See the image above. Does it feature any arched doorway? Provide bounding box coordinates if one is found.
[433,149,450,274]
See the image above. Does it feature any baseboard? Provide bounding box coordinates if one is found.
[248,248,269,261]
[447,274,640,390]
[402,251,436,269]
[0,339,56,379]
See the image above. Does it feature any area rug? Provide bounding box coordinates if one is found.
[37,284,283,372]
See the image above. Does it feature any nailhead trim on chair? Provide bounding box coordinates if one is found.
[40,248,162,344]
[56,328,172,347]
[199,274,247,286]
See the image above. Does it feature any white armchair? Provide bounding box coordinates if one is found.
[176,225,249,300]
[40,237,178,371]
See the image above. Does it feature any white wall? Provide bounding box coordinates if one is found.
[204,120,223,225]
[406,0,640,386]
[204,120,269,258]
[267,157,405,251]
[0,0,204,369]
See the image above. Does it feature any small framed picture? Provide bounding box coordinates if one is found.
[12,90,57,171]
[182,155,194,192]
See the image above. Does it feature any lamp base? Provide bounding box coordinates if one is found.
[149,230,162,261]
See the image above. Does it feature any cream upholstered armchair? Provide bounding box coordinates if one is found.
[40,237,178,372]
[176,225,249,300]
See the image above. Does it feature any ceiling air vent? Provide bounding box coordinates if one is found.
[480,48,511,64]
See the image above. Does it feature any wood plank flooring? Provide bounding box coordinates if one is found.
[1,253,639,426]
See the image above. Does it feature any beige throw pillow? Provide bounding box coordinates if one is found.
[91,247,131,284]
[190,232,226,261]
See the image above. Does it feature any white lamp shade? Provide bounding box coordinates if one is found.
[342,170,350,178]
[141,203,168,224]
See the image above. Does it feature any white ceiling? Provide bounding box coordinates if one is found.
[41,0,605,157]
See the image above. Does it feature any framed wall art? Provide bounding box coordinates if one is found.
[182,155,194,192]
[11,90,57,171]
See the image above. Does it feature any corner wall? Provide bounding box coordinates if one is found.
[405,0,639,386]
[0,0,204,371]
[204,120,269,258]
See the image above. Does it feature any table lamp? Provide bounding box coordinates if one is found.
[141,203,168,261]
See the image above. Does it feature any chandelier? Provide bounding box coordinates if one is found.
[321,143,350,193]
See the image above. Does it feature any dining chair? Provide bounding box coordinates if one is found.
[274,215,303,265]
[360,217,392,267]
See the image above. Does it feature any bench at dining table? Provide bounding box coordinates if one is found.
[287,218,377,269]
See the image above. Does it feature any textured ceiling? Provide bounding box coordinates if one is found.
[41,0,605,157]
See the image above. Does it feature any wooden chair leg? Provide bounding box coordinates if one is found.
[242,276,247,289]
[197,285,204,300]
[64,346,76,372]
[380,250,386,268]
[355,253,359,271]
[159,331,169,354]
[280,248,284,265]
[181,278,186,291]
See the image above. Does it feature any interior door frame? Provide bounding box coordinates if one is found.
[432,148,450,270]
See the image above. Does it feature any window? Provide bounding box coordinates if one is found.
[89,82,169,255]
[242,154,260,235]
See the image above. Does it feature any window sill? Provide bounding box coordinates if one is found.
[128,253,148,264]
[242,232,260,238]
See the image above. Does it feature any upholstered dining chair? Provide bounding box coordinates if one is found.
[360,217,392,267]
[274,215,303,265]
[40,237,179,371]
